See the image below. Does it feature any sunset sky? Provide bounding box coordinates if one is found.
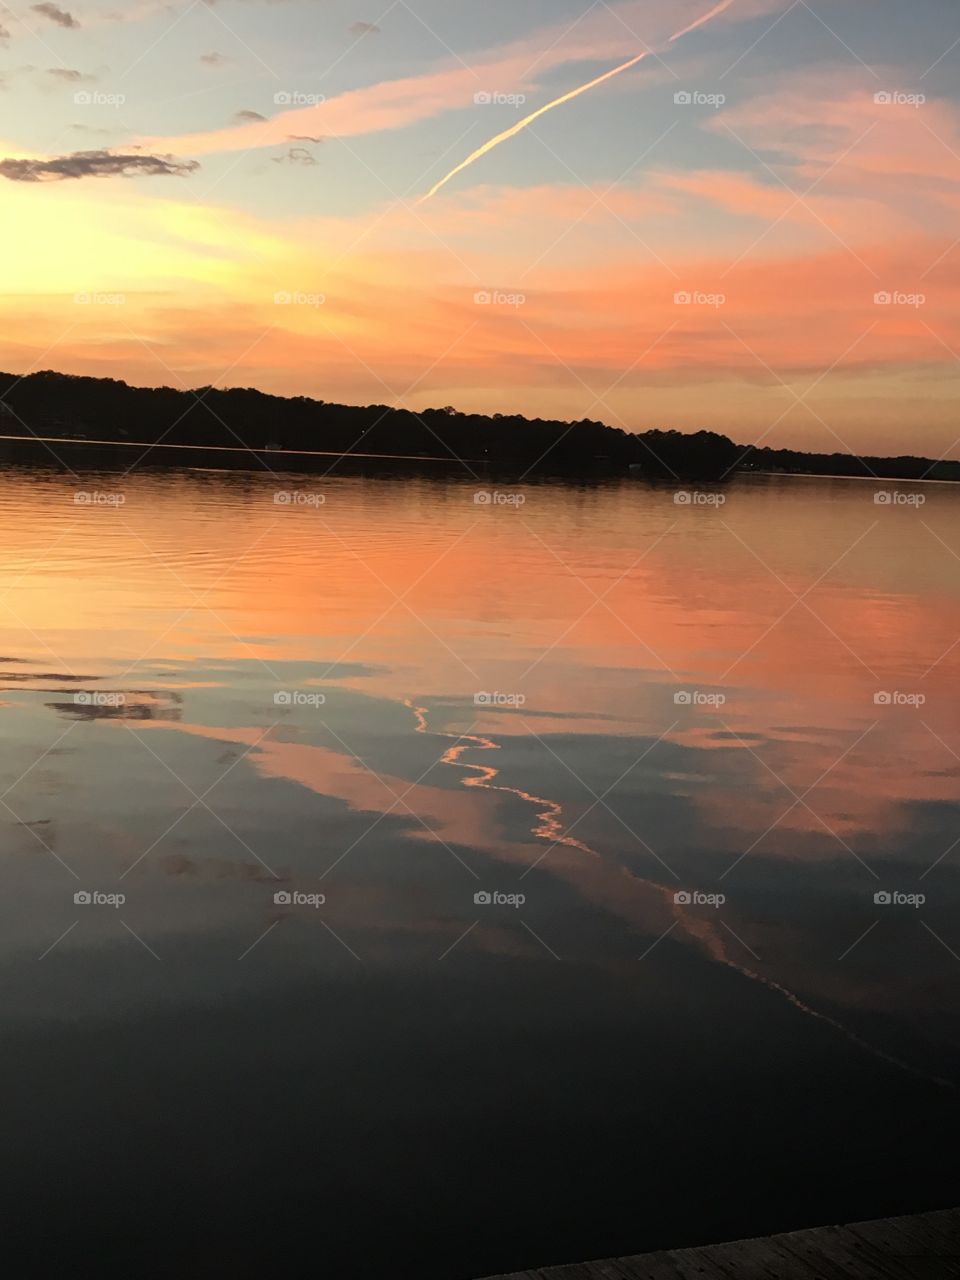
[1,0,959,455]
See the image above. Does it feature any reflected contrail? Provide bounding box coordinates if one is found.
[419,0,737,203]
[406,695,954,1090]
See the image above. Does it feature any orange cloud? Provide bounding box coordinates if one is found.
[5,52,960,456]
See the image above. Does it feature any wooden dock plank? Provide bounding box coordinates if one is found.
[685,1234,852,1280]
[476,1206,960,1280]
[592,1252,686,1280]
[846,1215,960,1257]
[776,1228,905,1280]
[528,1266,597,1280]
[671,1245,756,1278]
[919,1209,960,1242]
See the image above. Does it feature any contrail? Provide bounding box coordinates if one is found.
[419,0,737,203]
[668,0,738,42]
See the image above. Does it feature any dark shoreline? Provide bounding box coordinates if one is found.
[0,432,956,488]
[2,368,959,484]
[0,432,484,479]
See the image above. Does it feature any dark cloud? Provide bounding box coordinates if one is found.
[0,23,10,43]
[288,134,323,144]
[31,3,80,28]
[234,108,267,122]
[200,51,227,66]
[0,149,200,182]
[0,65,96,89]
[45,67,94,82]
[349,21,380,35]
[273,146,317,167]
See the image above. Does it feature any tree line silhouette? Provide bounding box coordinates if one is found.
[0,370,956,483]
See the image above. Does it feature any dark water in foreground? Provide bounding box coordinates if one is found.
[0,467,957,1275]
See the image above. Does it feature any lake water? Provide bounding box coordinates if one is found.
[0,464,957,1275]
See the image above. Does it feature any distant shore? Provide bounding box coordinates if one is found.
[0,431,475,467]
[2,368,958,484]
[0,433,954,489]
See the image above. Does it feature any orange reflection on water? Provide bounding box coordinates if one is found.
[2,467,958,860]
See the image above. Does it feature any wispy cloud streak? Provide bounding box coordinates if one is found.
[419,0,737,202]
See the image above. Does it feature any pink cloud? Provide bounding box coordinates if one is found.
[139,0,791,158]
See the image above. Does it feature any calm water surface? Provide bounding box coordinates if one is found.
[0,466,957,1275]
